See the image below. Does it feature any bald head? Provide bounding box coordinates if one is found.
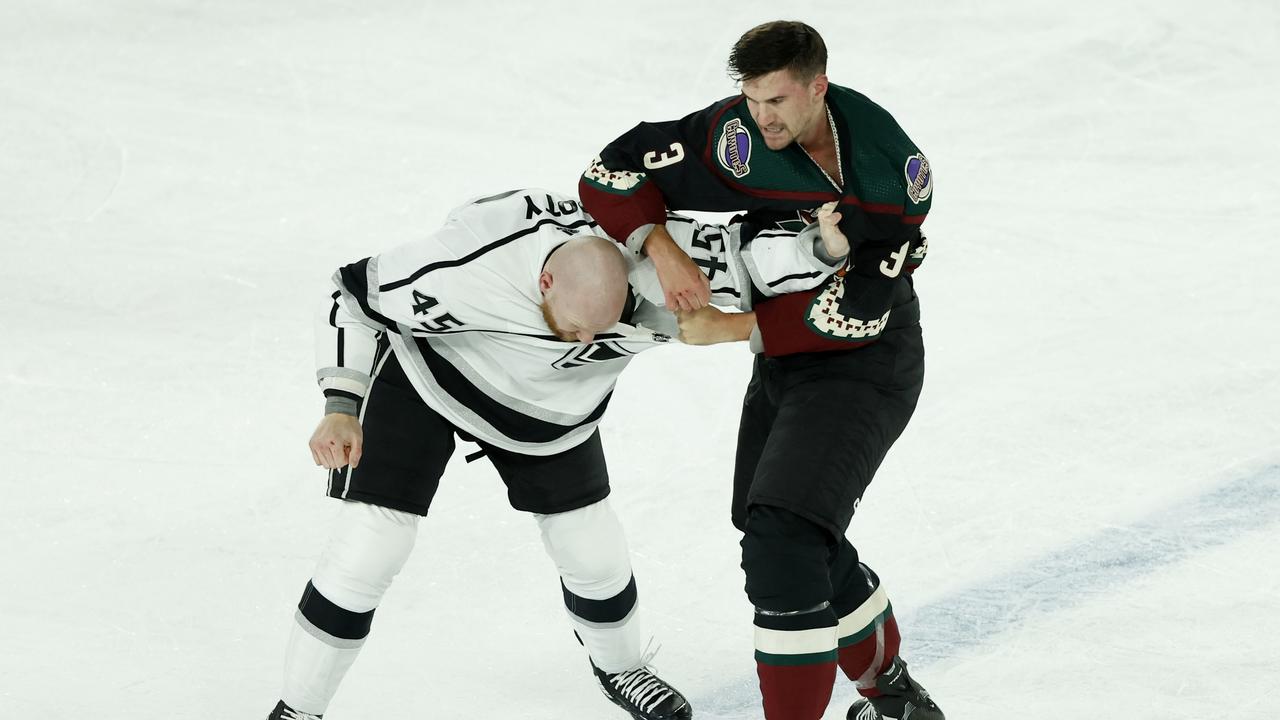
[539,235,630,343]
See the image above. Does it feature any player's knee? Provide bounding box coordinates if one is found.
[536,498,632,596]
[740,504,834,612]
[312,501,420,612]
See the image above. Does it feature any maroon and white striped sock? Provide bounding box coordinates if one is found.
[835,584,901,699]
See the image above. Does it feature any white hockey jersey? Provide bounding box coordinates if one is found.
[316,188,840,456]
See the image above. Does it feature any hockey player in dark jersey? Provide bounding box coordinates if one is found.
[579,21,943,720]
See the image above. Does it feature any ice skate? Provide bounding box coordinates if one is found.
[591,659,692,720]
[266,700,322,720]
[846,657,943,720]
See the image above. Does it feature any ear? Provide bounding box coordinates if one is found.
[539,270,553,295]
[811,73,829,101]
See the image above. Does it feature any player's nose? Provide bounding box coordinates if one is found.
[577,330,595,344]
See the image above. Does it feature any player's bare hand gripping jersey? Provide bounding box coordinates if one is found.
[315,189,841,455]
[580,84,932,356]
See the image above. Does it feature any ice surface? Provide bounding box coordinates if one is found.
[2,1,1277,718]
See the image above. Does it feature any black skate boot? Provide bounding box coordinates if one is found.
[266,700,322,720]
[591,659,692,720]
[847,657,943,720]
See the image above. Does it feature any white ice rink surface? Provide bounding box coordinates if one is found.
[2,1,1278,718]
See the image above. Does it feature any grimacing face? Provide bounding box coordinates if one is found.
[740,69,828,150]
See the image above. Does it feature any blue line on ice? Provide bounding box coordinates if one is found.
[906,464,1280,663]
[696,465,1280,717]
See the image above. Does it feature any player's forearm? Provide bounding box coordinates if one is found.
[679,307,758,346]
[642,224,686,261]
[751,277,898,356]
[722,311,757,343]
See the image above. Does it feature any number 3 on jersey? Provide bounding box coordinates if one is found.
[879,241,911,278]
[643,142,685,170]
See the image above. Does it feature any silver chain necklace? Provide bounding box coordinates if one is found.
[800,105,843,191]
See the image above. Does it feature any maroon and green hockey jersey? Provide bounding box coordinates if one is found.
[579,83,931,356]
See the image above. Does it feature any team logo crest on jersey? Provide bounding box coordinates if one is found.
[552,340,639,369]
[904,153,932,204]
[717,119,752,178]
[773,208,822,234]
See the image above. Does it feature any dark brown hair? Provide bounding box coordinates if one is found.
[727,21,827,83]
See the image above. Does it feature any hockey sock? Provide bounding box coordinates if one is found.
[835,584,900,697]
[536,499,649,672]
[280,501,418,714]
[282,582,373,714]
[754,606,838,720]
[738,505,844,719]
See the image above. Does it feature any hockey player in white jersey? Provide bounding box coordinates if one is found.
[267,188,848,720]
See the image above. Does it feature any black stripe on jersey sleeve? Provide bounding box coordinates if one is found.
[328,291,346,365]
[380,217,597,292]
[617,289,638,325]
[338,258,397,329]
[328,291,341,325]
[413,336,612,444]
[472,189,523,204]
[767,271,823,288]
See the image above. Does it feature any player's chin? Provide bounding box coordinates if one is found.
[762,133,792,150]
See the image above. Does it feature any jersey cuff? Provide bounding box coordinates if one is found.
[627,223,656,255]
[324,395,359,417]
[317,368,371,397]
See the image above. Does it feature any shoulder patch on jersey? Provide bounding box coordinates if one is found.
[904,153,932,204]
[583,155,647,193]
[717,118,752,178]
